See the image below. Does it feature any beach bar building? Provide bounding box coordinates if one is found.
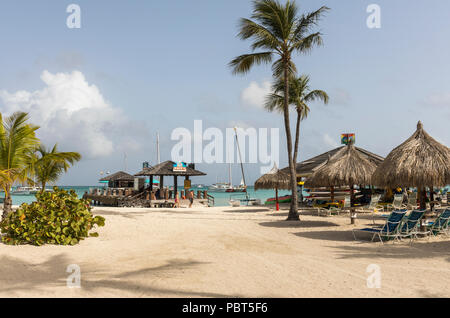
[99,171,135,189]
[134,160,207,200]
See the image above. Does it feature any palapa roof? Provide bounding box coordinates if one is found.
[304,144,378,187]
[281,146,384,178]
[372,121,450,188]
[254,163,291,190]
[99,171,135,182]
[134,160,206,177]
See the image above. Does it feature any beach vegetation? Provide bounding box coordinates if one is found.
[0,187,105,246]
[0,112,40,218]
[33,144,81,194]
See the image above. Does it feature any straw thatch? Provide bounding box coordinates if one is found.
[134,161,206,177]
[254,163,291,190]
[304,144,378,187]
[280,146,384,178]
[99,171,135,182]
[372,121,450,188]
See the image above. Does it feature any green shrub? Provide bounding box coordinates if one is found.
[0,187,105,246]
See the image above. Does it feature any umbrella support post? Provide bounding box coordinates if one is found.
[350,209,357,225]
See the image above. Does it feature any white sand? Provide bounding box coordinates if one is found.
[0,205,449,298]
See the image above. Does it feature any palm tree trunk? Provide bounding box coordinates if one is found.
[41,182,46,194]
[283,60,299,221]
[2,187,12,219]
[293,110,301,167]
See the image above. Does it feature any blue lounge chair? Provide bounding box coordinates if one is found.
[399,210,426,243]
[352,210,407,244]
[428,209,450,236]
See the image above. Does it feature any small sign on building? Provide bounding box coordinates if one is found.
[173,162,187,172]
[341,133,355,145]
[184,179,191,189]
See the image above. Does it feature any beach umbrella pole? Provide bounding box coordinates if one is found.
[276,188,279,211]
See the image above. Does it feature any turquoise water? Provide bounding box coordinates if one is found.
[8,186,296,207]
[9,186,92,206]
[9,185,449,207]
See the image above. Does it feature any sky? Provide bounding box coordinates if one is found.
[0,0,449,186]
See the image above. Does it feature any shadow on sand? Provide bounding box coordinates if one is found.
[0,254,240,297]
[259,220,340,229]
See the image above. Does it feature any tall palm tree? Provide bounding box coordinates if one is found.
[229,0,329,220]
[34,144,81,193]
[0,112,40,217]
[266,75,329,166]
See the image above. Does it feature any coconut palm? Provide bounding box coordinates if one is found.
[0,112,40,217]
[265,75,329,166]
[33,144,81,193]
[229,0,329,220]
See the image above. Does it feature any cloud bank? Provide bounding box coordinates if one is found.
[0,70,147,158]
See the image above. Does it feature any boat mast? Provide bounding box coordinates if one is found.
[228,163,232,187]
[234,127,249,199]
[156,132,161,164]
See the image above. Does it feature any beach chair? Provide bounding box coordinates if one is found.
[386,194,406,211]
[406,192,418,210]
[355,194,383,223]
[352,210,407,244]
[317,195,351,217]
[398,210,426,243]
[428,209,450,237]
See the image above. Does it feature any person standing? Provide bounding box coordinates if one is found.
[188,190,194,208]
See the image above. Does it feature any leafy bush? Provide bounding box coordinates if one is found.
[0,187,105,246]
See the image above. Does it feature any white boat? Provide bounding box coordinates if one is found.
[12,186,42,195]
[208,182,232,192]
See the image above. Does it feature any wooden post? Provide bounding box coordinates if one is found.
[275,187,279,211]
[350,185,356,225]
[174,176,178,200]
[330,186,335,203]
[150,176,154,192]
[160,175,164,192]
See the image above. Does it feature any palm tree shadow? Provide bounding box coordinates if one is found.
[294,230,354,242]
[328,240,450,262]
[259,220,340,228]
[0,254,240,297]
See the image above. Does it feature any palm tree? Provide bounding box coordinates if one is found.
[34,144,81,193]
[265,75,329,166]
[229,0,329,220]
[0,112,40,217]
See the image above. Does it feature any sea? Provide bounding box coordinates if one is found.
[9,185,449,207]
[8,186,295,207]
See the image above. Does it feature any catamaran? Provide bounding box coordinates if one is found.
[12,186,42,195]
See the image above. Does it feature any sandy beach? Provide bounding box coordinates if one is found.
[0,205,449,298]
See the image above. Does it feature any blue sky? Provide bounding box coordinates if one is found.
[0,0,449,186]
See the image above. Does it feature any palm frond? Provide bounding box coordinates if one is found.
[229,52,273,75]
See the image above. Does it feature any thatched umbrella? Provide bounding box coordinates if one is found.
[372,121,450,210]
[254,163,291,211]
[305,143,379,223]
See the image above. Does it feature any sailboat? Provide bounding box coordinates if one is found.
[228,128,260,207]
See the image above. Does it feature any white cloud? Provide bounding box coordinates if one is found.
[323,133,339,149]
[240,81,272,109]
[0,70,147,159]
